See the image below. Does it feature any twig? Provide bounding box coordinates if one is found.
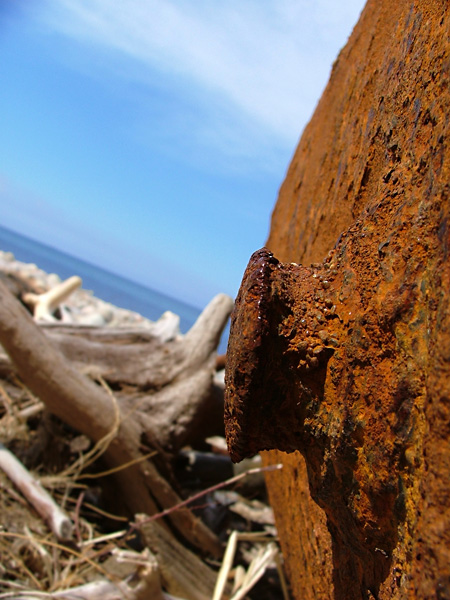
[0,384,15,417]
[230,542,279,600]
[19,401,45,419]
[79,530,128,548]
[212,530,282,600]
[131,463,283,530]
[61,494,128,523]
[212,531,238,600]
[76,449,158,480]
[73,491,85,543]
[0,443,73,540]
[274,550,290,600]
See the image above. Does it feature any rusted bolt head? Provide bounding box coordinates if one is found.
[225,248,339,462]
[224,248,280,462]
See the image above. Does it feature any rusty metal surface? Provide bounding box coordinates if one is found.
[225,0,450,598]
[226,193,432,594]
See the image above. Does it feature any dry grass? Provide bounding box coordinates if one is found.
[0,379,288,599]
[0,382,138,596]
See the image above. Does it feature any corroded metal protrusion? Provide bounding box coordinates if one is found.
[224,1,450,597]
[225,247,345,463]
[225,225,430,594]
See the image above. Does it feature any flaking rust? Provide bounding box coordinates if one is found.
[225,2,450,596]
[225,198,432,596]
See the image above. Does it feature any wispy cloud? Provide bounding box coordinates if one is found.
[34,0,364,166]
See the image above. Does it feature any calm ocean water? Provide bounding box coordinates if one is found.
[0,225,229,352]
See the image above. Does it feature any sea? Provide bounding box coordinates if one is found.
[0,225,229,353]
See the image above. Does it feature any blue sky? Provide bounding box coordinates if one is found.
[0,0,365,308]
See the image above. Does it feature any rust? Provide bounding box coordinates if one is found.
[223,1,450,598]
[225,195,434,596]
[225,247,344,462]
[223,0,450,595]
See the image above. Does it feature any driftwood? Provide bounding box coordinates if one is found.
[0,443,73,540]
[23,275,82,322]
[0,279,233,557]
[138,516,227,600]
[0,319,227,453]
[40,324,221,388]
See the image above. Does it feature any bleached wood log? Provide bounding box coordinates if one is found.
[137,515,230,600]
[23,276,82,322]
[42,293,232,388]
[0,280,231,557]
[0,443,73,540]
[151,310,181,342]
[0,298,231,450]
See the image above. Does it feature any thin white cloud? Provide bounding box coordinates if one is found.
[33,0,364,165]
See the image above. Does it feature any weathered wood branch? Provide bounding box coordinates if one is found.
[0,303,229,450]
[138,516,229,600]
[23,275,82,322]
[0,312,227,389]
[0,280,232,556]
[0,443,73,540]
